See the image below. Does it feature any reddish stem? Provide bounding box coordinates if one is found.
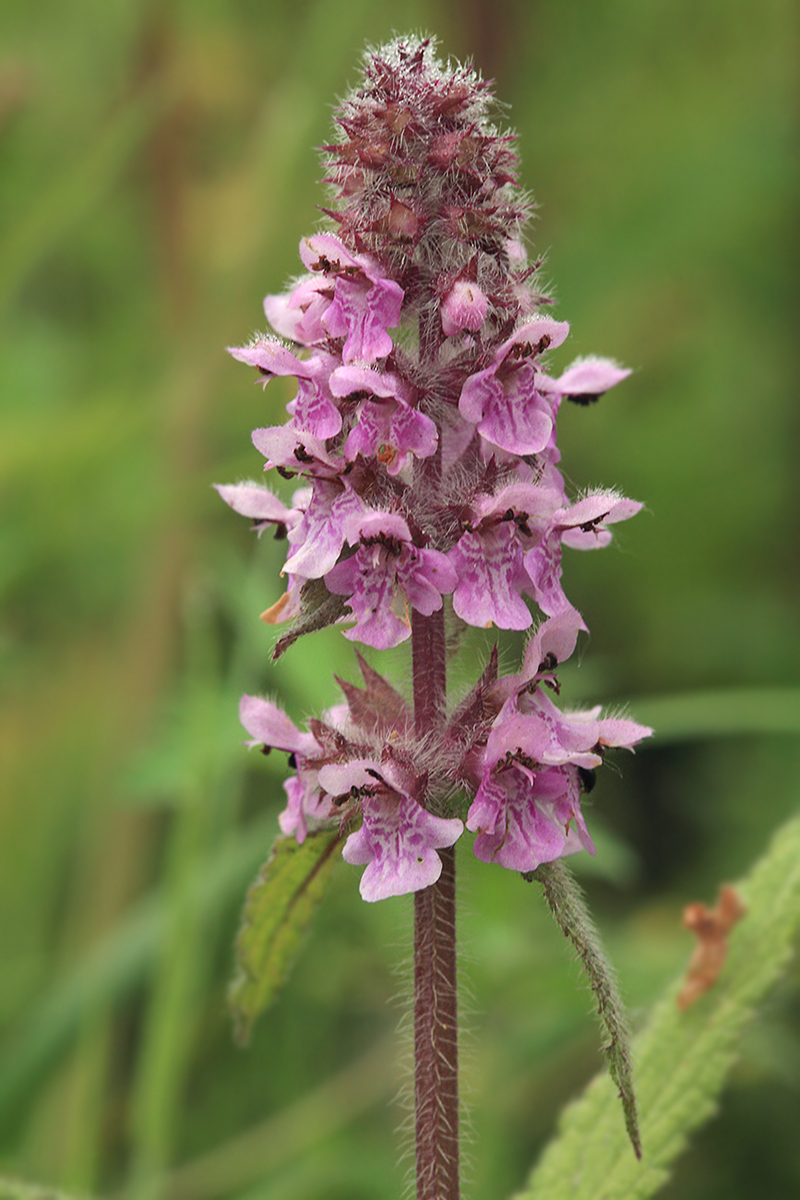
[412,609,459,1200]
[411,606,447,731]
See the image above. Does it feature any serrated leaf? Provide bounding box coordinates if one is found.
[229,828,343,1044]
[514,812,800,1200]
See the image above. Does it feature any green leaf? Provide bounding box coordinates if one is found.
[528,860,641,1158]
[515,811,800,1200]
[0,1178,85,1200]
[229,829,343,1045]
[627,687,800,743]
[0,817,275,1123]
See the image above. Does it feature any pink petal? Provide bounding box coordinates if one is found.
[343,792,462,901]
[450,526,532,630]
[555,356,631,398]
[239,694,318,755]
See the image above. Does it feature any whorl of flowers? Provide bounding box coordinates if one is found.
[218,37,651,901]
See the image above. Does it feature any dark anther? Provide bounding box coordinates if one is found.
[566,392,600,406]
[579,516,607,532]
[578,766,597,793]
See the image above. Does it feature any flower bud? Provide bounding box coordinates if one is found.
[441,279,489,336]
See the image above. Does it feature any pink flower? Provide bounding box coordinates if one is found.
[466,689,651,873]
[263,276,332,346]
[448,481,563,630]
[282,477,366,578]
[299,234,403,364]
[524,490,642,617]
[228,339,342,439]
[489,609,585,706]
[468,763,595,873]
[552,356,631,405]
[459,317,569,454]
[325,512,457,649]
[319,759,462,901]
[213,482,302,539]
[238,695,336,843]
[441,279,488,336]
[329,363,438,474]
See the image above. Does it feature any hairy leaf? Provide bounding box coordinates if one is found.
[528,859,640,1158]
[515,812,800,1200]
[271,581,348,660]
[229,829,343,1044]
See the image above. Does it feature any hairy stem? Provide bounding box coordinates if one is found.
[412,609,459,1200]
[411,606,447,731]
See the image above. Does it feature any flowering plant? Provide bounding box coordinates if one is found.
[219,36,650,1197]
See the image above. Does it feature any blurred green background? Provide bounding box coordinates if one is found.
[1,1,797,1198]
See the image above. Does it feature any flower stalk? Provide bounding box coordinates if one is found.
[412,605,459,1197]
[414,843,459,1200]
[219,34,651,1193]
